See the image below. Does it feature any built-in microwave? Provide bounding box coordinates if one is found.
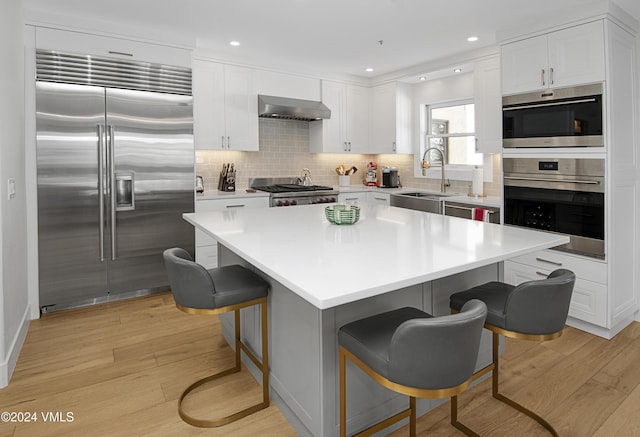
[502,83,603,148]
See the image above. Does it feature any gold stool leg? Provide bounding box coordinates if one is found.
[491,332,559,437]
[450,394,480,437]
[178,303,270,428]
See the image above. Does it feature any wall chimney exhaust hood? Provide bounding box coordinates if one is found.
[258,94,331,121]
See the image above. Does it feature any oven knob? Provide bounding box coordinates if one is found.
[283,200,290,206]
[276,200,283,207]
[329,197,336,203]
[291,200,297,205]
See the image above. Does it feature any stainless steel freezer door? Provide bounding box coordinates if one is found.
[36,82,109,307]
[105,88,194,295]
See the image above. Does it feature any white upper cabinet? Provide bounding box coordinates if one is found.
[193,59,258,151]
[35,27,191,68]
[501,21,605,95]
[310,81,369,153]
[369,82,412,154]
[473,56,502,153]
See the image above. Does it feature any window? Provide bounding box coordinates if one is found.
[422,101,482,168]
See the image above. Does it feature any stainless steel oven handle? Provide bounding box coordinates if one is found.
[504,176,600,185]
[503,97,597,111]
[535,257,563,266]
[97,124,105,262]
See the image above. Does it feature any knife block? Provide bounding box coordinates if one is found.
[218,164,236,192]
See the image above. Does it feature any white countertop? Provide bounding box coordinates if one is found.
[196,186,501,208]
[183,204,567,310]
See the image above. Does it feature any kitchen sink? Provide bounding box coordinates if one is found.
[390,192,454,214]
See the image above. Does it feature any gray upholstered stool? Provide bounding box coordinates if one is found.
[163,247,270,428]
[449,268,576,437]
[338,300,487,437]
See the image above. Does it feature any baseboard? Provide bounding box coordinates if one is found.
[0,304,31,388]
[566,315,634,340]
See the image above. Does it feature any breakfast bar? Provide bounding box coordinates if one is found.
[183,203,568,436]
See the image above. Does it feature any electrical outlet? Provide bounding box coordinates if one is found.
[7,178,16,200]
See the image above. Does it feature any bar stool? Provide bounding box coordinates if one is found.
[338,300,487,437]
[449,269,576,436]
[163,247,270,428]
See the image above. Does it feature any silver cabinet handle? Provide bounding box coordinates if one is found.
[541,69,546,86]
[348,141,352,151]
[344,141,348,151]
[372,197,387,201]
[535,257,562,266]
[226,204,245,208]
[550,67,554,85]
[97,124,105,262]
[227,136,231,149]
[392,141,396,152]
[108,125,117,261]
[221,135,225,149]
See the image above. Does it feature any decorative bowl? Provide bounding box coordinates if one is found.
[325,205,360,225]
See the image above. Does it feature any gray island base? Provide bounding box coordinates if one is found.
[183,204,568,436]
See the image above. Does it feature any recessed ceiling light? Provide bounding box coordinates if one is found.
[453,68,462,73]
[365,67,374,72]
[419,76,427,81]
[467,36,478,42]
[229,41,240,47]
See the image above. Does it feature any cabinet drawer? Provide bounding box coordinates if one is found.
[196,196,269,212]
[195,229,217,247]
[195,244,218,269]
[505,260,607,327]
[508,249,606,284]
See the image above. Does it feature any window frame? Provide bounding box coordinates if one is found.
[416,98,489,183]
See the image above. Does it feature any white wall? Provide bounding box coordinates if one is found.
[0,0,30,387]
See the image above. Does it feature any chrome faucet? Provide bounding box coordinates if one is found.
[421,147,450,193]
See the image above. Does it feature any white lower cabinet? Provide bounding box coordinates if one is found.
[195,197,269,268]
[367,192,390,205]
[338,192,368,204]
[338,191,390,205]
[504,249,608,329]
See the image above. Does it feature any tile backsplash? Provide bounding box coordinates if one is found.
[196,118,501,196]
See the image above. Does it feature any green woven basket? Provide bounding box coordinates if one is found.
[325,205,360,225]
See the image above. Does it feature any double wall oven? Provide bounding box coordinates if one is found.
[502,83,606,259]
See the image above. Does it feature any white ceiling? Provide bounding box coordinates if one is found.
[23,0,640,81]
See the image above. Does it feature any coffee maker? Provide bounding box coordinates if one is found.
[381,166,399,188]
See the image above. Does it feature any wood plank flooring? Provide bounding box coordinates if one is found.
[1,292,639,436]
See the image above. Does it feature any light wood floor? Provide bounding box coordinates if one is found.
[1,292,639,436]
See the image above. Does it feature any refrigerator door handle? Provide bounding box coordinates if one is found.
[108,124,117,261]
[98,124,106,261]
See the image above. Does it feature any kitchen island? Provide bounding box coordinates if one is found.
[183,204,568,436]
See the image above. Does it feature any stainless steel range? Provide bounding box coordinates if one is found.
[250,177,338,207]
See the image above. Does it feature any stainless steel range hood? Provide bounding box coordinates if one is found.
[258,94,331,121]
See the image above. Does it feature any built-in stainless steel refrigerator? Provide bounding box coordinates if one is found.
[35,50,195,312]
